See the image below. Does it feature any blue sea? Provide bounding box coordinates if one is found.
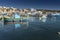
[0,17,60,40]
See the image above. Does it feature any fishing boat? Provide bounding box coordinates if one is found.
[4,13,28,22]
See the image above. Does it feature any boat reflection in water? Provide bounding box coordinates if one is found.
[0,16,59,31]
[15,23,21,29]
[39,16,47,23]
[0,16,60,40]
[0,22,29,32]
[39,15,57,23]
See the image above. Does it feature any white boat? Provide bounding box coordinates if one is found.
[42,15,47,19]
[51,13,60,17]
[39,15,47,22]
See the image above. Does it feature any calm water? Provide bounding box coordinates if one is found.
[0,17,60,40]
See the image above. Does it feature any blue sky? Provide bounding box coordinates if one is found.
[0,0,60,10]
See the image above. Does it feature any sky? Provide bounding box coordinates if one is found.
[0,0,60,10]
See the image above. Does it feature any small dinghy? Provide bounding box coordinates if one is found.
[58,32,60,35]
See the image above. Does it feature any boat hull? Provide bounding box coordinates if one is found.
[4,18,28,22]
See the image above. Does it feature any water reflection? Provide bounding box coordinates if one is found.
[51,17,56,22]
[39,17,47,22]
[0,16,59,30]
[0,22,29,32]
[28,17,36,22]
[39,16,57,23]
[15,23,21,29]
[0,17,60,40]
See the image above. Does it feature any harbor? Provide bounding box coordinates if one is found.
[0,6,60,40]
[0,0,60,40]
[0,15,60,40]
[0,6,60,22]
